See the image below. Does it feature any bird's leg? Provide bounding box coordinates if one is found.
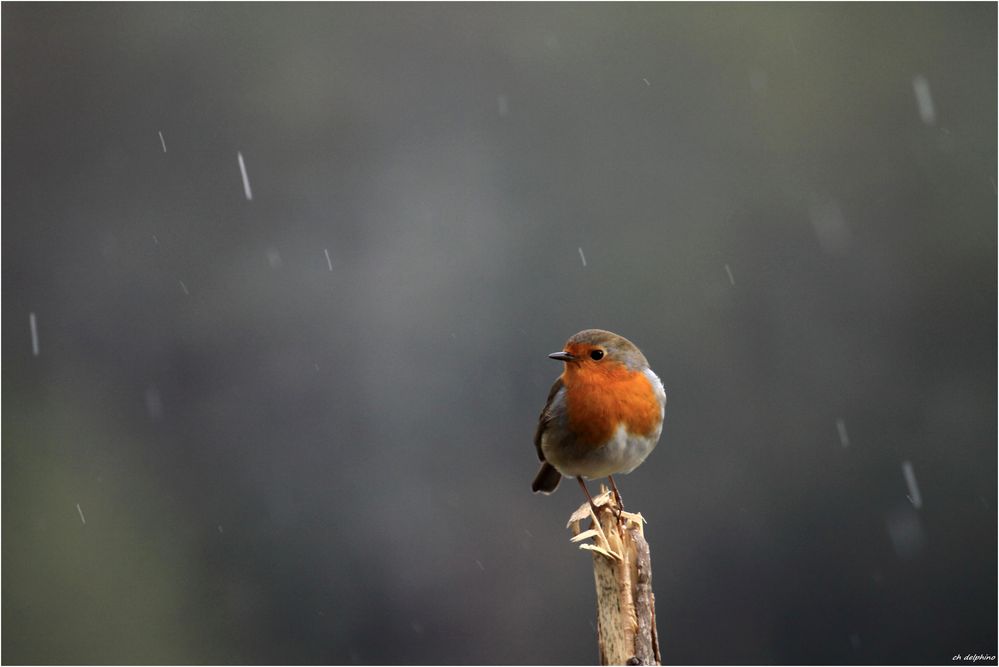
[608,475,625,521]
[576,477,601,522]
[575,476,618,555]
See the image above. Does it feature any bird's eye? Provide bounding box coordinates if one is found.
[590,349,605,361]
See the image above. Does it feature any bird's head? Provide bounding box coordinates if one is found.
[548,329,649,374]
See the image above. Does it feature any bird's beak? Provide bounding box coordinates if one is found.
[548,351,576,362]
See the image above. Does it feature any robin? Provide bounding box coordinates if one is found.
[532,329,666,516]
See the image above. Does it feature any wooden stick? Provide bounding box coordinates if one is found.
[567,488,661,665]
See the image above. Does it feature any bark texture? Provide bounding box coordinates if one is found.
[567,488,661,666]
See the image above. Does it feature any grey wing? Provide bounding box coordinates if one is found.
[533,377,565,461]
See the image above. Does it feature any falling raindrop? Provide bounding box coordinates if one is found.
[912,75,936,125]
[28,312,39,356]
[836,419,850,448]
[237,151,253,201]
[808,198,851,254]
[902,460,922,509]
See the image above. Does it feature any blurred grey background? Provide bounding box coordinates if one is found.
[3,3,996,665]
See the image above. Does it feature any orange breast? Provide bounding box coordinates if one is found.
[562,364,661,447]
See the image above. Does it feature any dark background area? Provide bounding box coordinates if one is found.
[3,3,996,665]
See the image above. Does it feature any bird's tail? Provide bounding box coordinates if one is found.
[531,462,562,494]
